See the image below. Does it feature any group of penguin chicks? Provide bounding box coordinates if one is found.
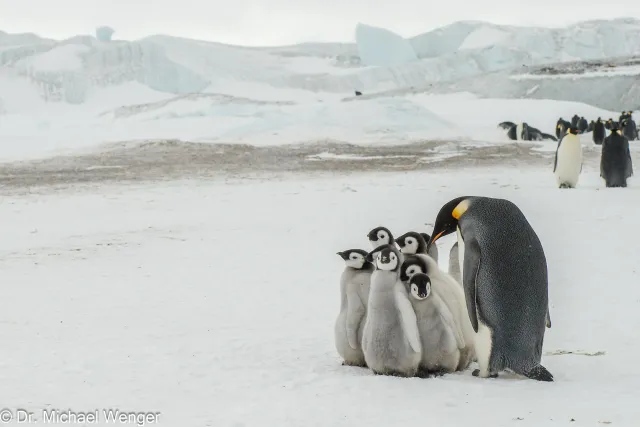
[335,227,474,378]
[554,111,634,189]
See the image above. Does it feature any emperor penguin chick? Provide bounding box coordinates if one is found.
[397,231,439,262]
[399,254,475,371]
[361,244,421,377]
[407,273,464,375]
[367,226,396,250]
[335,249,374,367]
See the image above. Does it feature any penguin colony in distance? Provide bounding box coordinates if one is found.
[498,111,636,189]
[335,225,475,378]
[335,200,555,382]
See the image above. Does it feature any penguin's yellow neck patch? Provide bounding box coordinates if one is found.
[452,199,470,219]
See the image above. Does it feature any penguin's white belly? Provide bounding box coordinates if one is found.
[515,123,523,140]
[555,139,583,186]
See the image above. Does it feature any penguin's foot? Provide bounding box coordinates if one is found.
[416,368,447,378]
[472,369,498,378]
[342,360,367,368]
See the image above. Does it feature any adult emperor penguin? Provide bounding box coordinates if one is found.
[399,254,475,371]
[335,249,374,367]
[553,127,583,188]
[592,118,606,145]
[406,273,464,375]
[361,244,421,376]
[367,226,396,250]
[428,196,553,381]
[556,118,571,139]
[622,118,638,141]
[578,117,589,134]
[396,231,439,262]
[601,127,633,188]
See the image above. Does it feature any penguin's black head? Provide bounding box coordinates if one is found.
[367,226,394,248]
[337,249,371,269]
[597,117,601,122]
[428,196,470,250]
[567,127,580,135]
[399,255,429,282]
[366,244,401,272]
[396,231,427,255]
[408,273,432,300]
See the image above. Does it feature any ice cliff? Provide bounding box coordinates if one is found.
[1,18,640,108]
[355,23,417,67]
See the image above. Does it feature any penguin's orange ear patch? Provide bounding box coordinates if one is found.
[452,199,470,219]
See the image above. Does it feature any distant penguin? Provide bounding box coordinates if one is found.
[498,121,516,131]
[619,111,626,122]
[578,117,589,134]
[587,120,595,133]
[601,127,633,188]
[355,90,362,96]
[361,244,421,377]
[400,254,475,371]
[448,242,462,284]
[605,119,617,130]
[571,114,579,127]
[592,118,605,145]
[367,226,395,250]
[556,118,571,139]
[622,118,638,141]
[553,127,583,188]
[528,125,558,142]
[406,273,464,375]
[428,197,553,381]
[335,249,374,367]
[397,231,439,263]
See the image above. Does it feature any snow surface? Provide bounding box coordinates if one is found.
[2,168,639,426]
[355,22,418,67]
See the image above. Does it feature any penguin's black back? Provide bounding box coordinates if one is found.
[601,132,632,187]
[622,119,637,141]
[593,121,605,145]
[458,197,548,373]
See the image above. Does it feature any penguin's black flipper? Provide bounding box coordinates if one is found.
[553,142,560,173]
[462,238,481,333]
[523,364,554,382]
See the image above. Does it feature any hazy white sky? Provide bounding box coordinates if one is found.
[1,1,639,46]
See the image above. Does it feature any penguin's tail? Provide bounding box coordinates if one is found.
[523,364,554,382]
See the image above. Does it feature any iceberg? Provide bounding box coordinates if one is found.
[355,23,418,67]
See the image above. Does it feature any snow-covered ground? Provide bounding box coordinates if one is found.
[0,85,632,163]
[1,167,639,426]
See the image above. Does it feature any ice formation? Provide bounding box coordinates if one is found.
[355,23,418,67]
[96,26,115,42]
